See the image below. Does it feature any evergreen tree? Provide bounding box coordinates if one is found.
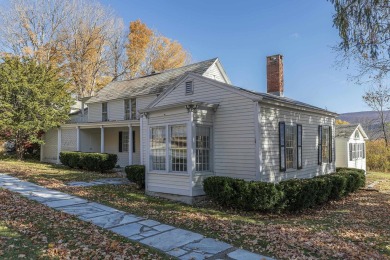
[0,57,72,159]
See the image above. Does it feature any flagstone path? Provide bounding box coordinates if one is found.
[0,174,274,260]
[67,178,130,187]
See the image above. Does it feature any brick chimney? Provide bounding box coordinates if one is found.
[266,54,284,96]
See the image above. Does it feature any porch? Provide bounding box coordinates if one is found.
[43,121,141,167]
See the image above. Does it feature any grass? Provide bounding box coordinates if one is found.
[1,158,390,259]
[0,221,44,259]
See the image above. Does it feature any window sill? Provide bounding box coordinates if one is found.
[149,171,190,176]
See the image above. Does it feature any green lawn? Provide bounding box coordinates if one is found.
[1,158,390,259]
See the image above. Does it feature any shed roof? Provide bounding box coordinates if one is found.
[335,124,369,139]
[86,58,217,104]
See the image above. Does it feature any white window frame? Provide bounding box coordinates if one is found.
[285,124,296,169]
[124,99,131,120]
[170,124,188,172]
[102,102,108,121]
[149,123,190,175]
[195,125,213,172]
[122,131,129,152]
[322,126,330,163]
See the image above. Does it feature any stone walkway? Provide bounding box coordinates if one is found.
[0,174,273,260]
[67,178,130,187]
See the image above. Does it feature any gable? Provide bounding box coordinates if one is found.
[202,60,231,84]
[148,73,261,109]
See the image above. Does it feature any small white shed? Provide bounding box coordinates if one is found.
[335,124,368,172]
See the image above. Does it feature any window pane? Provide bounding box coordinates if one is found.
[285,125,295,169]
[124,99,130,120]
[322,126,329,163]
[131,98,136,119]
[122,132,129,152]
[196,126,211,172]
[170,125,187,172]
[150,127,166,170]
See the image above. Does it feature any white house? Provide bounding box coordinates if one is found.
[41,55,337,202]
[335,124,368,172]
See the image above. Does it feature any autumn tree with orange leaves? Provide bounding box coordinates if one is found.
[126,20,190,78]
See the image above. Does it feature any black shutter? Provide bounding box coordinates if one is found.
[349,143,353,161]
[362,143,365,159]
[297,124,302,169]
[329,126,333,163]
[279,122,286,172]
[119,131,123,152]
[318,126,322,165]
[132,130,136,153]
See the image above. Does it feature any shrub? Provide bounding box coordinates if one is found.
[204,168,366,212]
[366,140,390,172]
[59,151,117,172]
[125,165,145,188]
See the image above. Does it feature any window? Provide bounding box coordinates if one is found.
[131,98,136,119]
[125,99,137,120]
[349,143,365,160]
[170,125,187,172]
[196,126,211,171]
[354,130,360,139]
[319,125,332,164]
[124,99,130,120]
[185,81,193,95]
[119,131,135,153]
[150,127,166,170]
[280,123,302,171]
[102,103,108,121]
[285,125,295,169]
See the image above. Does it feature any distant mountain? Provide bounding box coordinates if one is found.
[338,110,390,140]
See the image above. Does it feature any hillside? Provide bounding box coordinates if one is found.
[338,110,390,139]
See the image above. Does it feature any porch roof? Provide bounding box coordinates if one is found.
[139,100,219,114]
[62,120,140,129]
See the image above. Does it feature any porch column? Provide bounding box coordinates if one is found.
[129,124,133,165]
[57,127,61,164]
[100,126,104,153]
[76,126,80,151]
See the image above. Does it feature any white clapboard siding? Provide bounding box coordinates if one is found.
[259,104,335,182]
[108,99,124,121]
[192,172,213,196]
[335,138,348,167]
[137,95,158,111]
[61,128,77,152]
[42,128,58,163]
[202,62,228,83]
[154,75,257,181]
[148,107,189,126]
[148,173,191,196]
[88,103,102,122]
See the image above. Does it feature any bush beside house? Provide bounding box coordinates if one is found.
[125,165,145,188]
[204,168,365,212]
[60,152,117,172]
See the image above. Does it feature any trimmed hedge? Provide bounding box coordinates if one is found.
[204,167,365,212]
[60,151,117,172]
[125,165,145,189]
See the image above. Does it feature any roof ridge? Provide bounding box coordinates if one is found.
[112,57,218,83]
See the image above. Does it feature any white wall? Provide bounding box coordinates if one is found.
[80,129,101,152]
[61,128,77,152]
[259,103,336,182]
[335,138,348,168]
[202,62,228,83]
[108,99,125,121]
[42,128,58,163]
[88,103,102,122]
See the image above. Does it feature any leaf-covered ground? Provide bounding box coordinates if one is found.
[1,159,390,259]
[0,188,167,259]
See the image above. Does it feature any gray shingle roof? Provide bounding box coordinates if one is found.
[335,124,359,138]
[86,58,217,104]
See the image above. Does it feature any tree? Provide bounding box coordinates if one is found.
[336,119,350,125]
[0,57,72,159]
[126,20,153,78]
[363,84,390,146]
[329,0,390,80]
[126,20,190,78]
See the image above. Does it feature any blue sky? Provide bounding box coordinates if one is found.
[99,0,372,114]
